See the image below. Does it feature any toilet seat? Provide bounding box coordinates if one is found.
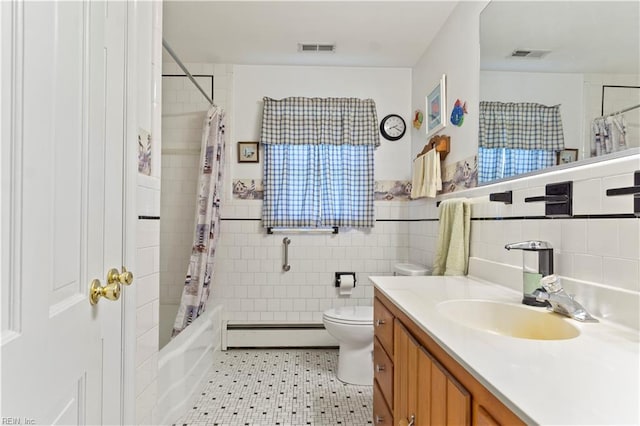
[323,306,373,325]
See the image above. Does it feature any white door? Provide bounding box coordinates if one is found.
[1,1,130,424]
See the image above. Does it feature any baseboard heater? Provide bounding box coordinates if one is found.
[222,322,338,350]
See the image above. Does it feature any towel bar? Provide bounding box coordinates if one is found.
[489,191,512,204]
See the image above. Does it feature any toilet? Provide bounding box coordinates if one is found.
[393,262,431,276]
[322,263,430,386]
[323,305,374,385]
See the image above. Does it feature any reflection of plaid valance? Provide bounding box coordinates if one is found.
[261,97,379,146]
[479,102,565,150]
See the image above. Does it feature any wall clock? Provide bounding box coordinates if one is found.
[379,114,406,141]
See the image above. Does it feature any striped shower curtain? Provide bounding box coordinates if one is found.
[172,105,226,337]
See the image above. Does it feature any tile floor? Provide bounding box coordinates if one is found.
[173,348,374,426]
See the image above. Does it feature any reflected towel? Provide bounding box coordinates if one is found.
[410,155,425,198]
[432,198,471,276]
[423,149,441,198]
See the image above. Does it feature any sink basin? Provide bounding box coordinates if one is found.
[437,300,580,340]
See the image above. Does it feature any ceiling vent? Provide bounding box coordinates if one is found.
[510,49,551,59]
[298,43,336,53]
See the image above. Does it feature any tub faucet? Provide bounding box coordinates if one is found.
[536,275,599,323]
[505,240,554,306]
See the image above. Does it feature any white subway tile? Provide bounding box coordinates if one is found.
[136,273,160,308]
[137,247,156,277]
[573,178,602,215]
[299,312,313,322]
[602,257,640,292]
[135,326,159,367]
[240,299,254,312]
[586,220,619,257]
[572,253,603,283]
[560,220,587,253]
[618,219,640,260]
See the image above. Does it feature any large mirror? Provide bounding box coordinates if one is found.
[479,1,640,184]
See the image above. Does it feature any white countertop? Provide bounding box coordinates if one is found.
[371,275,640,425]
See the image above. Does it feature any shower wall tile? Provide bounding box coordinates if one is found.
[213,203,411,322]
[160,62,234,312]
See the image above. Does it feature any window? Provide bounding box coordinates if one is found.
[260,97,379,228]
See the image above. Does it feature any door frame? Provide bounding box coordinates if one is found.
[122,1,139,423]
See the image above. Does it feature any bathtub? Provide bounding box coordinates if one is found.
[157,304,223,425]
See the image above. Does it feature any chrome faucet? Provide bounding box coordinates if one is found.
[536,275,599,322]
[505,240,554,306]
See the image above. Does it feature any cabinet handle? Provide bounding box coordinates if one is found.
[375,364,385,372]
[375,415,385,424]
[375,319,386,326]
[398,414,415,426]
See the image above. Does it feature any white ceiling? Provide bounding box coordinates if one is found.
[480,1,640,74]
[162,1,458,68]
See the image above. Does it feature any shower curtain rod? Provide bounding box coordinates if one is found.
[162,39,214,106]
[602,103,640,119]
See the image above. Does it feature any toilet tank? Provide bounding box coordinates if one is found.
[394,263,431,276]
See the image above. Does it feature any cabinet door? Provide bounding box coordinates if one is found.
[394,320,419,426]
[375,297,395,355]
[475,405,500,426]
[395,320,471,426]
[423,347,471,426]
[374,337,394,408]
[373,381,394,426]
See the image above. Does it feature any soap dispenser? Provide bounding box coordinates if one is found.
[504,240,553,306]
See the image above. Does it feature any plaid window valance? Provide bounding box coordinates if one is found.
[261,97,379,147]
[479,101,565,150]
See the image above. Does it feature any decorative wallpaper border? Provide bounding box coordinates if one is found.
[440,155,478,194]
[374,180,411,201]
[232,179,412,201]
[232,179,264,200]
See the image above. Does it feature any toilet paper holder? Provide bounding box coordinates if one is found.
[335,272,356,288]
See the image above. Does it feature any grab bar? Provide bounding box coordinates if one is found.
[267,227,338,234]
[282,237,291,272]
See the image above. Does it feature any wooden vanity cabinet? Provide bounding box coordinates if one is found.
[373,297,395,425]
[373,289,525,426]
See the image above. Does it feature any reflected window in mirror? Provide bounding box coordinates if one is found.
[479,1,640,184]
[479,148,555,184]
[478,101,564,183]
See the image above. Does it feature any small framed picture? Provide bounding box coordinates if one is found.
[237,141,259,163]
[426,74,447,137]
[556,148,578,165]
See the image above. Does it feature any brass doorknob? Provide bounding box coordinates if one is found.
[107,266,134,286]
[89,279,121,305]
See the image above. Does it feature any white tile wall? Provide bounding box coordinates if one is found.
[409,153,640,329]
[135,2,162,424]
[160,62,233,309]
[214,202,412,323]
[135,217,161,425]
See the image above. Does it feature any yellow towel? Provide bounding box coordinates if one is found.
[410,155,425,198]
[423,149,441,198]
[432,198,471,276]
